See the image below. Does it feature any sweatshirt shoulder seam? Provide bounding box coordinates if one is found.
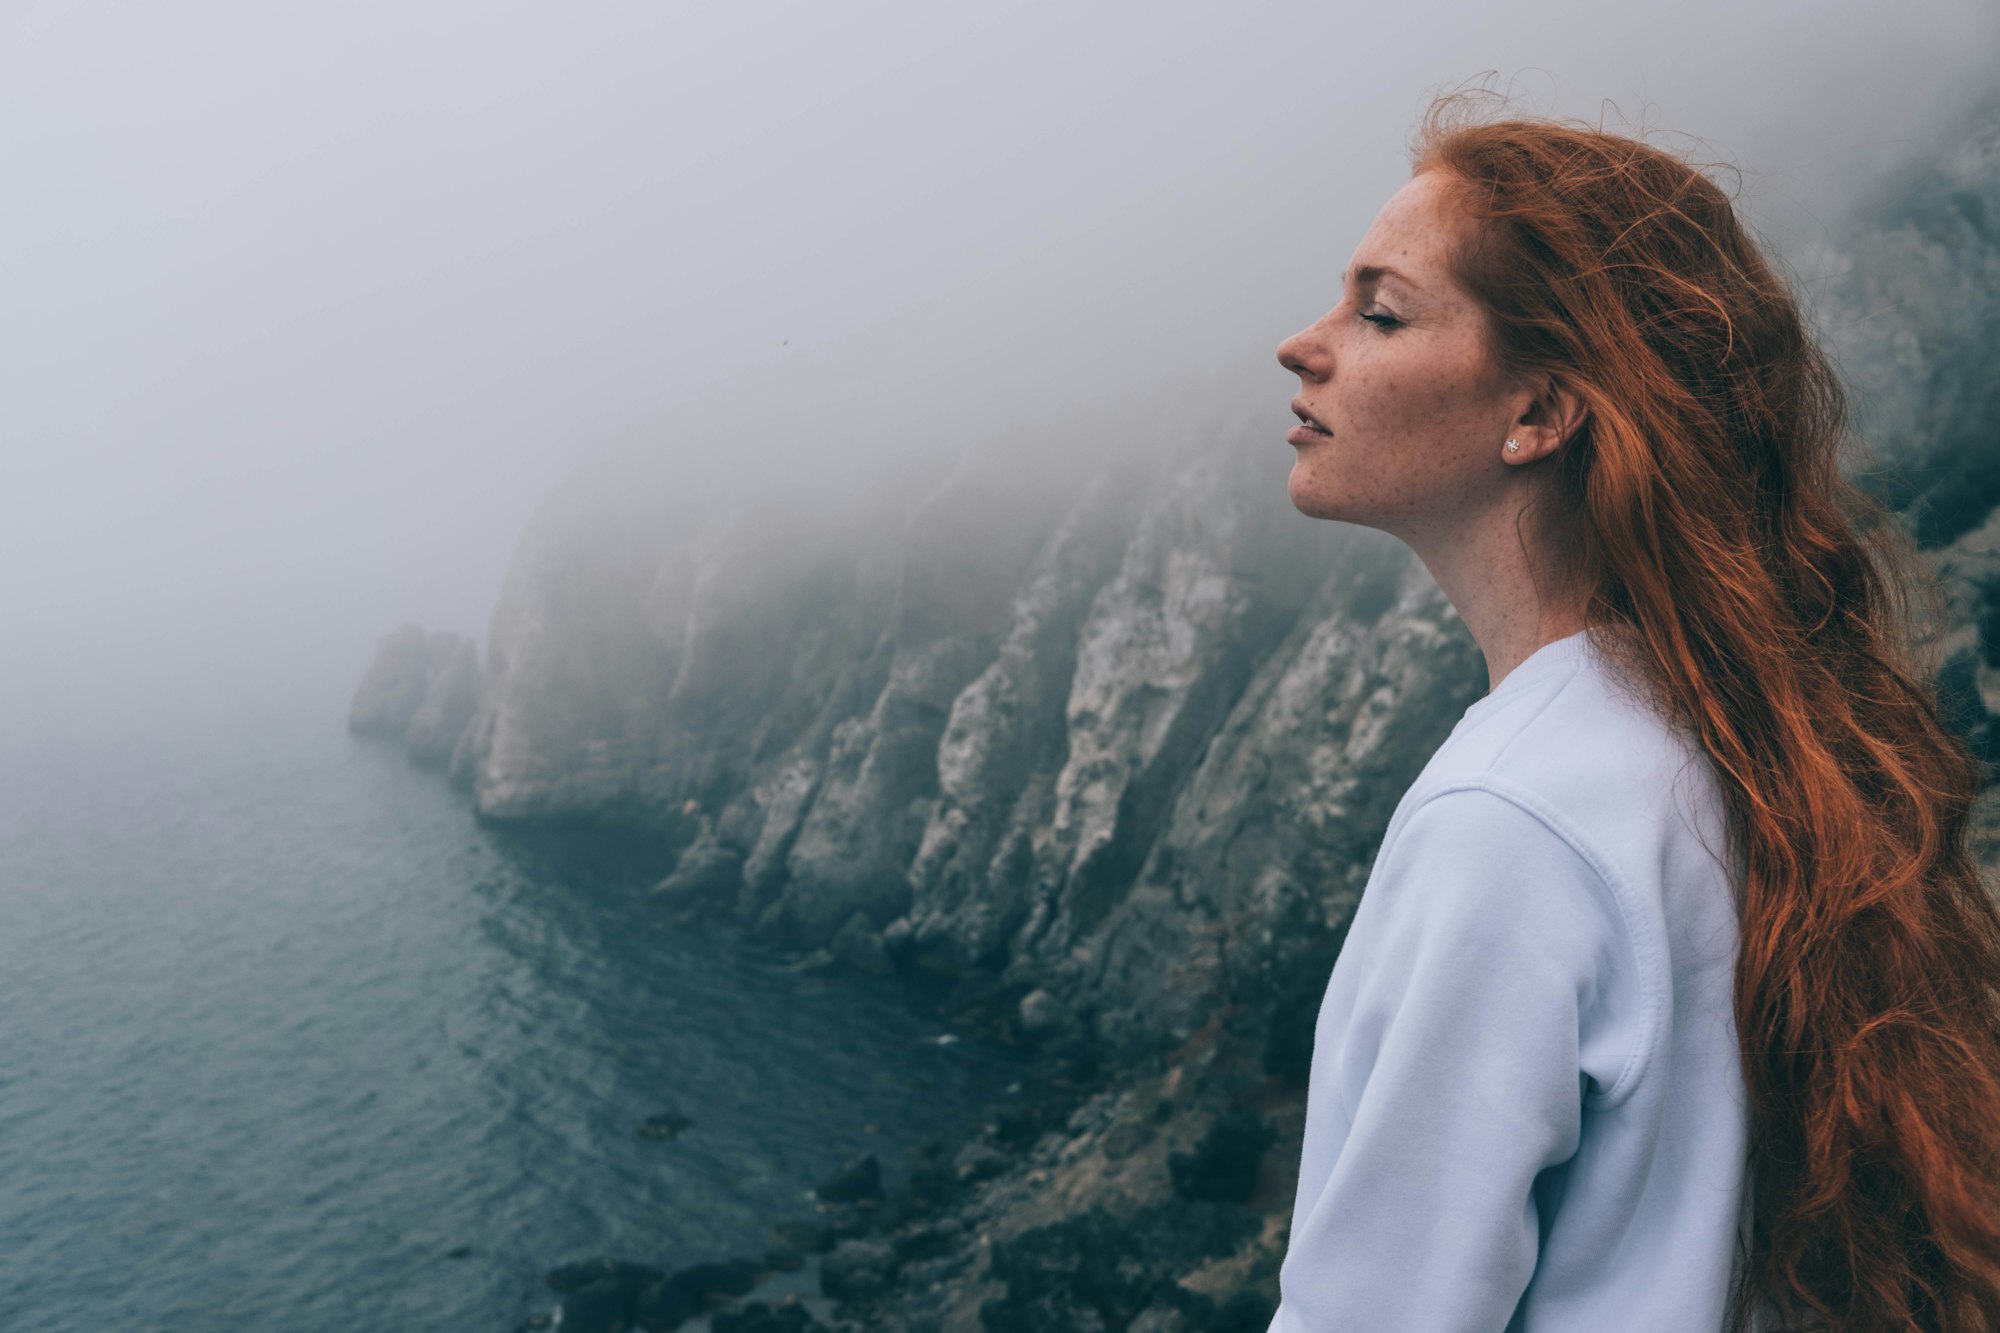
[1392,777,1663,1110]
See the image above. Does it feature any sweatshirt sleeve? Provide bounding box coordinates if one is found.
[1270,784,1642,1333]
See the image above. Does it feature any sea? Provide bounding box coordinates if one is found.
[0,669,1026,1331]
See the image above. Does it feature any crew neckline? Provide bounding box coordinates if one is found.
[1460,628,1595,720]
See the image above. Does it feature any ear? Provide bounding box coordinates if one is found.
[1505,374,1588,463]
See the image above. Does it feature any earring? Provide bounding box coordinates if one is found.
[1505,438,1520,453]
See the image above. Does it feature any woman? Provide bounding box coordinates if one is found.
[1266,94,2000,1332]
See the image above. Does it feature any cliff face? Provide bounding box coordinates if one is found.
[348,623,487,774]
[425,96,2000,1075]
[355,98,2000,1333]
[1831,93,2000,552]
[1826,91,2000,767]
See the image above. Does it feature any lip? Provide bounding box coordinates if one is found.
[1289,398,1332,444]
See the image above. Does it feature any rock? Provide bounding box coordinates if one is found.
[952,1141,1010,1184]
[652,833,745,912]
[1167,1109,1277,1204]
[978,1197,1261,1332]
[812,1153,882,1204]
[761,1240,805,1271]
[561,1277,638,1333]
[768,1215,839,1254]
[889,1223,957,1262]
[829,911,890,975]
[348,623,436,738]
[1210,1289,1281,1332]
[405,637,484,766]
[1016,987,1066,1038]
[771,453,1073,953]
[818,1238,900,1302]
[711,1298,825,1332]
[636,1106,695,1141]
[784,947,837,974]
[666,1257,761,1302]
[829,1205,879,1239]
[1101,1114,1155,1160]
[634,1256,767,1331]
[545,1257,667,1295]
[634,1276,700,1331]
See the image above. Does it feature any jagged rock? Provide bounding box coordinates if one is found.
[768,1216,839,1255]
[348,623,437,738]
[405,637,484,766]
[1016,987,1067,1039]
[1828,94,2000,551]
[896,459,1149,974]
[633,1277,699,1331]
[760,453,1076,951]
[951,1141,1010,1183]
[711,1300,825,1333]
[560,1278,637,1333]
[977,1198,1261,1332]
[1168,1110,1278,1204]
[818,1238,900,1302]
[813,1152,882,1204]
[668,1257,761,1300]
[760,1240,805,1272]
[889,1223,956,1263]
[829,910,890,975]
[652,830,744,913]
[634,1256,763,1330]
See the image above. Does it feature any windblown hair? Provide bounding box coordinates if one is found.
[1410,93,2000,1331]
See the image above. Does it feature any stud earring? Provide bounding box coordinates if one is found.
[1505,438,1520,453]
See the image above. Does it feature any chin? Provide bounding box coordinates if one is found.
[1286,471,1341,520]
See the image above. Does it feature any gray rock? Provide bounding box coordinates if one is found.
[813,1152,882,1204]
[348,623,435,738]
[1016,987,1066,1038]
[652,829,745,911]
[818,1239,899,1302]
[952,1141,1010,1183]
[829,910,890,975]
[405,637,484,767]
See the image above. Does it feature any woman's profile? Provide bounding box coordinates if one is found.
[1266,92,2000,1332]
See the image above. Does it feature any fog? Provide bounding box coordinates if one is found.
[2,0,1995,731]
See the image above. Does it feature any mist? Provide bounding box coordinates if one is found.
[3,0,1995,733]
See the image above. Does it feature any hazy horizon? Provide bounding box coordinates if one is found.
[4,0,1996,733]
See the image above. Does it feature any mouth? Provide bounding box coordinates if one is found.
[1289,399,1332,442]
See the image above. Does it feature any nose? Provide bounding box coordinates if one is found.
[1277,318,1329,382]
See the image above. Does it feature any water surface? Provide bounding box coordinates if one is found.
[0,687,1022,1331]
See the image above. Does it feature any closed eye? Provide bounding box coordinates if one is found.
[1359,311,1401,330]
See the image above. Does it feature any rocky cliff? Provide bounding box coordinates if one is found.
[354,93,2000,1333]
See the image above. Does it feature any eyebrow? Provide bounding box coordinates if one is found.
[1342,264,1423,292]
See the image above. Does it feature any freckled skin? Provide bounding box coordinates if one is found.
[1276,170,1591,692]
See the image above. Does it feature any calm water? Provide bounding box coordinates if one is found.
[0,684,1025,1331]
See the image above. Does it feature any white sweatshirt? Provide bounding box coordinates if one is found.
[1267,628,1755,1332]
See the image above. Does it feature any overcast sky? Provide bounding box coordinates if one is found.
[2,0,1996,728]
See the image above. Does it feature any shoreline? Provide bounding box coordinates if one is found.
[521,937,1294,1333]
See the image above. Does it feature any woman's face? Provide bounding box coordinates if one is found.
[1276,169,1525,541]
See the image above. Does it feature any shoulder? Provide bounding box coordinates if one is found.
[1368,781,1664,1105]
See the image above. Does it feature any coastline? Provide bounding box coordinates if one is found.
[517,931,1293,1333]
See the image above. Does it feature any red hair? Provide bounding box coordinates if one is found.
[1410,93,2000,1330]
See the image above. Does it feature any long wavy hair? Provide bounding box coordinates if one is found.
[1408,94,2000,1330]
